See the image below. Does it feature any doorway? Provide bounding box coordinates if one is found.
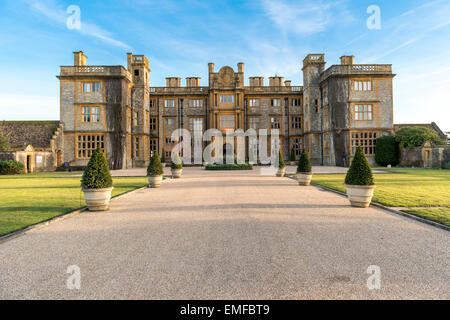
[26,155,32,173]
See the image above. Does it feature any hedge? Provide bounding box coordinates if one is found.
[0,160,25,175]
[375,135,399,166]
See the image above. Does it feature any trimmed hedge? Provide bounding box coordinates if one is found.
[171,153,183,169]
[297,149,312,173]
[205,164,253,170]
[147,151,163,176]
[0,160,25,175]
[278,150,285,168]
[375,135,399,166]
[345,147,374,186]
[81,148,112,189]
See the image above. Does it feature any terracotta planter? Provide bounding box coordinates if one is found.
[276,167,286,177]
[82,187,113,211]
[171,168,182,178]
[297,173,312,186]
[345,184,376,208]
[148,175,163,188]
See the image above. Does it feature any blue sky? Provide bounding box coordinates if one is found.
[0,0,449,131]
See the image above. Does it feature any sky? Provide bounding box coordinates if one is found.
[0,0,449,131]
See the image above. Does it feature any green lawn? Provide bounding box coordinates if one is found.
[311,169,450,227]
[0,172,148,237]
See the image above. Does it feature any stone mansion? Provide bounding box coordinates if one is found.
[57,51,395,169]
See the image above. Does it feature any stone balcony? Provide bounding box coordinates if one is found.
[244,86,303,94]
[150,87,209,95]
[321,64,393,81]
[59,66,132,81]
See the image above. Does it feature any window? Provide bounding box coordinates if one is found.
[150,117,157,131]
[249,117,260,130]
[81,106,100,123]
[220,95,234,104]
[189,99,203,108]
[77,135,104,159]
[165,118,175,132]
[219,115,235,129]
[271,117,281,130]
[134,111,139,126]
[150,99,157,108]
[292,138,302,156]
[351,132,377,155]
[189,118,203,138]
[149,139,157,155]
[353,80,372,91]
[354,104,373,121]
[81,82,100,93]
[134,136,140,157]
[165,99,175,108]
[134,69,139,76]
[292,98,301,107]
[291,116,302,129]
[271,99,280,107]
[314,99,319,113]
[249,99,259,107]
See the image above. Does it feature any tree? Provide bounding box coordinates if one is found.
[345,147,374,186]
[297,149,312,173]
[375,135,399,166]
[81,148,113,189]
[289,148,296,161]
[278,150,285,168]
[147,151,163,176]
[395,127,445,150]
[160,151,166,163]
[0,133,10,151]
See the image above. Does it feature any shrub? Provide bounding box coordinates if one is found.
[289,148,296,161]
[147,151,163,176]
[171,153,183,169]
[81,148,112,189]
[160,152,166,163]
[278,150,285,168]
[375,135,399,166]
[345,147,374,186]
[0,134,10,151]
[443,161,450,170]
[0,160,25,175]
[205,163,253,170]
[297,149,312,173]
[395,127,445,149]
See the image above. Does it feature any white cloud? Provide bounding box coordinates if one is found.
[24,0,131,49]
[261,0,351,35]
[0,93,59,120]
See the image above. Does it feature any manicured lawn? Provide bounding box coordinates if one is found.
[311,169,450,227]
[0,172,148,237]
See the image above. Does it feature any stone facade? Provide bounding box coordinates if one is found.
[399,142,450,168]
[58,51,395,168]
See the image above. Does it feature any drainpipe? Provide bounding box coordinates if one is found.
[320,87,324,166]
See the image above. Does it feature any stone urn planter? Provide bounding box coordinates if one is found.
[276,167,286,177]
[290,161,296,166]
[171,153,183,179]
[148,175,163,188]
[83,187,113,211]
[81,147,114,212]
[344,147,375,208]
[171,168,182,178]
[345,185,376,208]
[297,173,312,186]
[147,151,164,188]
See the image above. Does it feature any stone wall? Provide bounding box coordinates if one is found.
[400,145,450,168]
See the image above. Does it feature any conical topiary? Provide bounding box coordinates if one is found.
[345,147,374,186]
[171,152,183,169]
[289,147,296,162]
[147,151,163,176]
[278,150,285,168]
[160,152,166,163]
[81,148,112,189]
[297,149,312,173]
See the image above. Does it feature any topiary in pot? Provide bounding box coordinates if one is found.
[171,152,183,178]
[297,149,312,186]
[289,147,296,165]
[160,152,166,167]
[147,151,164,188]
[345,147,375,208]
[81,147,113,211]
[276,150,286,177]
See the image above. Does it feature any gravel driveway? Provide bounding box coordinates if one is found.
[0,168,448,299]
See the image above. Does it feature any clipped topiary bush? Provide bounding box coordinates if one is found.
[345,147,374,186]
[147,151,163,176]
[171,153,183,169]
[289,148,296,161]
[81,148,112,189]
[278,150,285,168]
[375,135,399,166]
[160,152,166,163]
[0,160,25,175]
[297,149,312,173]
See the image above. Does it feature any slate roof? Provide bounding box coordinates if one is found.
[0,121,60,149]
